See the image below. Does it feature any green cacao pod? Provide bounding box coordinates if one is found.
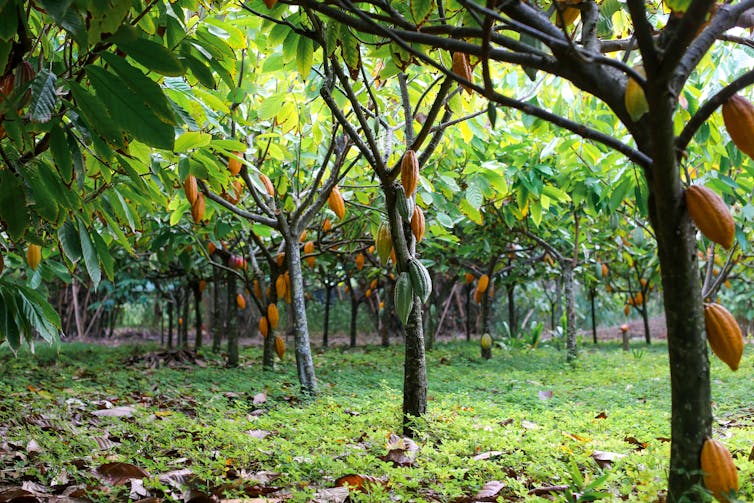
[408,259,432,303]
[395,272,413,325]
[396,185,414,221]
[480,333,493,350]
[376,222,392,264]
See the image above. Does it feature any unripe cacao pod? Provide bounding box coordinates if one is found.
[722,94,754,160]
[451,52,473,94]
[408,259,432,303]
[685,185,735,250]
[701,437,738,502]
[191,193,205,224]
[376,223,392,264]
[267,303,279,329]
[274,335,285,359]
[355,253,365,271]
[394,272,414,325]
[400,150,419,196]
[236,294,246,310]
[411,205,425,243]
[395,185,413,221]
[228,152,242,176]
[480,333,493,350]
[184,175,198,205]
[704,303,744,371]
[477,274,490,294]
[625,65,648,122]
[260,173,275,197]
[328,185,346,220]
[26,244,41,270]
[259,316,269,338]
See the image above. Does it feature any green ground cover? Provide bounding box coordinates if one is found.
[0,340,751,502]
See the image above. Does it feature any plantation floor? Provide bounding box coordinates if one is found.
[0,339,752,502]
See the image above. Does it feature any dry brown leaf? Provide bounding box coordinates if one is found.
[521,420,539,429]
[472,451,503,461]
[475,480,505,500]
[591,450,626,469]
[25,439,42,455]
[245,430,272,439]
[97,461,149,485]
[595,411,608,419]
[92,406,136,417]
[624,436,648,450]
[334,474,387,492]
[311,487,350,503]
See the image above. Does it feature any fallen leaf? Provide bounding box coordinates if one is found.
[591,450,626,469]
[595,411,608,419]
[562,432,590,443]
[475,480,505,500]
[92,406,136,417]
[624,436,648,450]
[472,451,503,461]
[521,420,539,430]
[312,486,350,503]
[499,418,514,426]
[538,390,553,400]
[25,439,42,455]
[334,474,387,492]
[528,485,570,496]
[246,430,272,439]
[130,478,150,500]
[97,462,149,485]
[253,393,267,404]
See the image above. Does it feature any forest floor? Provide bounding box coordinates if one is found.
[1,335,752,502]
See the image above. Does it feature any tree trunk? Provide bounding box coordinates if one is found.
[167,300,174,349]
[379,281,391,347]
[226,271,239,367]
[641,304,651,345]
[285,235,318,395]
[554,277,563,333]
[193,281,203,351]
[402,291,427,434]
[211,267,222,352]
[506,283,516,338]
[590,287,597,345]
[323,283,332,348]
[263,274,277,370]
[349,296,358,348]
[480,286,490,335]
[564,262,577,363]
[464,285,471,341]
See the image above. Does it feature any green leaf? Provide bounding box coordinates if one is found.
[115,33,185,77]
[339,25,361,77]
[24,162,60,223]
[465,181,484,210]
[78,220,101,288]
[49,123,73,184]
[0,0,18,41]
[175,131,211,152]
[58,221,83,263]
[67,80,124,147]
[86,65,175,150]
[184,53,216,89]
[297,36,314,80]
[28,70,57,123]
[410,0,434,26]
[91,230,114,282]
[0,170,28,240]
[38,0,87,47]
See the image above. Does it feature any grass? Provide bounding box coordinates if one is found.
[0,338,752,502]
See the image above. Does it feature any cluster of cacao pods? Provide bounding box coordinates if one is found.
[474,274,489,303]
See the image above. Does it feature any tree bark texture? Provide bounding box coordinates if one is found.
[226,271,239,367]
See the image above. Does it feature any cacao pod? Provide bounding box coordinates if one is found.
[274,335,285,359]
[480,333,493,350]
[299,230,307,242]
[259,316,269,338]
[395,185,414,221]
[601,263,608,278]
[722,94,754,160]
[275,274,287,299]
[704,303,744,371]
[253,279,262,299]
[554,4,580,27]
[640,278,647,288]
[685,185,735,250]
[355,253,365,271]
[368,245,375,255]
[390,248,397,264]
[370,278,378,290]
[191,193,205,224]
[184,175,198,205]
[322,218,332,232]
[26,244,41,270]
[451,52,473,94]
[236,294,246,310]
[198,280,207,293]
[624,304,630,316]
[276,252,285,267]
[328,185,346,220]
[260,173,275,197]
[400,150,419,196]
[620,323,629,333]
[284,272,291,303]
[624,66,648,122]
[477,274,490,294]
[465,272,474,284]
[411,205,425,243]
[634,291,644,306]
[264,0,278,7]
[394,272,414,325]
[267,303,279,329]
[408,259,432,303]
[474,288,484,304]
[701,437,738,502]
[208,242,217,255]
[376,223,392,264]
[365,289,372,298]
[303,240,315,267]
[228,152,242,176]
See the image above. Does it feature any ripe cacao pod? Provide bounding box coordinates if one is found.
[267,303,279,329]
[253,279,262,299]
[26,244,41,270]
[624,304,630,316]
[722,94,754,160]
[394,272,414,325]
[355,253,365,271]
[634,291,644,306]
[260,173,275,197]
[554,3,580,27]
[408,259,432,303]
[601,263,608,278]
[480,333,493,350]
[474,288,484,304]
[259,316,269,338]
[401,150,419,196]
[395,185,414,221]
[198,280,207,294]
[276,274,287,299]
[451,52,473,94]
[299,230,307,242]
[328,185,346,220]
[184,175,198,205]
[411,205,425,243]
[228,152,242,176]
[284,272,291,303]
[322,218,332,232]
[264,0,278,7]
[303,240,315,267]
[701,437,738,502]
[208,242,217,255]
[376,223,392,264]
[191,193,205,224]
[370,278,378,290]
[274,335,285,359]
[704,303,744,371]
[276,252,285,267]
[624,66,648,122]
[236,294,246,310]
[465,272,474,284]
[685,185,735,250]
[477,274,490,294]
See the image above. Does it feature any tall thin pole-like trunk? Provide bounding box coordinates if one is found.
[379,281,391,347]
[167,300,174,349]
[641,303,651,345]
[564,262,577,363]
[193,282,203,351]
[227,271,239,367]
[181,287,189,348]
[263,274,277,370]
[323,283,333,348]
[590,287,597,345]
[465,285,471,341]
[349,296,358,348]
[211,268,222,352]
[506,283,516,338]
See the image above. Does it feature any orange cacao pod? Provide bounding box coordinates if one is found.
[207,242,217,255]
[264,0,278,7]
[284,272,291,303]
[601,263,608,278]
[267,303,279,329]
[355,253,365,271]
[411,205,425,243]
[322,218,332,232]
[253,279,262,299]
[276,252,285,267]
[228,152,242,176]
[701,437,738,502]
[465,272,474,284]
[704,303,744,371]
[685,185,735,250]
[401,150,419,196]
[477,274,489,294]
[275,274,287,299]
[259,316,269,338]
[722,94,754,160]
[624,304,630,316]
[451,52,473,94]
[328,185,346,220]
[274,335,285,359]
[474,288,483,304]
[303,240,315,268]
[184,175,198,205]
[299,230,307,242]
[260,173,275,197]
[554,4,580,27]
[26,244,41,270]
[191,192,205,224]
[198,280,207,293]
[236,294,246,310]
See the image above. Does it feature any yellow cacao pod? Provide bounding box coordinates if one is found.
[375,223,392,264]
[259,316,269,338]
[260,173,275,197]
[722,94,754,160]
[228,152,242,176]
[477,274,489,294]
[191,192,205,224]
[184,175,198,205]
[26,244,41,270]
[355,253,365,271]
[473,288,484,304]
[267,303,279,329]
[328,185,346,220]
[400,150,419,196]
[625,66,648,122]
[236,294,246,310]
[451,52,473,94]
[274,335,285,359]
[701,437,738,502]
[303,241,315,268]
[275,274,287,299]
[685,185,735,250]
[480,333,493,350]
[322,218,332,232]
[704,303,744,371]
[411,205,425,243]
